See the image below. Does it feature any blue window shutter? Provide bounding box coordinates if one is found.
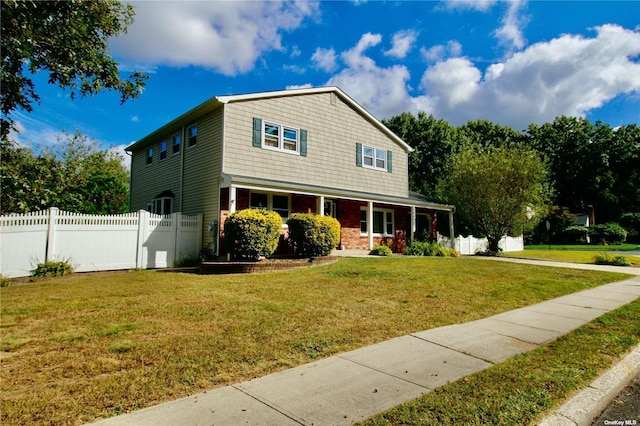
[387,150,393,172]
[252,118,262,147]
[300,129,307,157]
[356,143,362,167]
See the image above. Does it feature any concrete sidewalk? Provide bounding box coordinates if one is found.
[90,269,640,426]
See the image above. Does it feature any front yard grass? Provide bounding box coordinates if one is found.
[0,257,631,425]
[503,249,640,266]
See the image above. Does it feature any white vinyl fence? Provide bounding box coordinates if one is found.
[0,208,202,278]
[438,234,524,255]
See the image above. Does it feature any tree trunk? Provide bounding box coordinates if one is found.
[486,235,501,254]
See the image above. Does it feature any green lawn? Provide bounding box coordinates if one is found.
[0,258,631,425]
[525,243,639,251]
[504,249,640,266]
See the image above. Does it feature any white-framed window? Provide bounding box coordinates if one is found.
[323,200,336,218]
[362,145,387,171]
[147,197,173,215]
[173,134,181,154]
[188,125,198,147]
[146,147,153,165]
[263,121,299,154]
[160,141,167,160]
[250,191,291,220]
[360,207,394,236]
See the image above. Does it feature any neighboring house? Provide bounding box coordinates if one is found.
[126,87,455,255]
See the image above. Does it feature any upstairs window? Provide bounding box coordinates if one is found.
[253,118,307,156]
[146,147,153,165]
[264,121,299,153]
[356,143,392,172]
[188,125,198,147]
[160,141,167,160]
[173,134,181,154]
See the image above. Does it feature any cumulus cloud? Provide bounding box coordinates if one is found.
[311,47,338,72]
[384,30,418,59]
[421,40,462,62]
[421,24,640,128]
[110,1,318,75]
[313,25,639,131]
[494,0,528,51]
[324,33,415,118]
[440,0,497,12]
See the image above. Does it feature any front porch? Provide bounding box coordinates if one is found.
[217,176,455,256]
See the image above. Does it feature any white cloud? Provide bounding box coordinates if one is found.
[384,30,418,59]
[131,115,140,123]
[311,47,338,72]
[110,1,319,75]
[318,25,640,131]
[440,0,497,12]
[494,0,528,51]
[323,33,415,118]
[421,24,640,128]
[421,40,462,62]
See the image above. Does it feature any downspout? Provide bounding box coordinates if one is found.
[125,150,133,212]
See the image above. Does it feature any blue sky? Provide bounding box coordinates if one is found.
[10,0,640,160]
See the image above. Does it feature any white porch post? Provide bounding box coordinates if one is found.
[367,201,374,250]
[229,186,237,214]
[317,195,325,215]
[410,206,416,243]
[448,209,455,249]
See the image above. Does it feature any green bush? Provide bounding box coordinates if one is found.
[620,213,640,243]
[369,245,393,256]
[405,241,458,257]
[0,274,12,287]
[588,223,627,245]
[593,253,631,267]
[31,260,74,277]
[286,213,340,257]
[561,225,589,244]
[224,209,282,260]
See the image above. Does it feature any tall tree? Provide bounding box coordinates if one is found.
[1,0,148,140]
[0,132,129,215]
[384,112,458,200]
[438,146,550,253]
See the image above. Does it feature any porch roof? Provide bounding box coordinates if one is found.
[221,173,454,212]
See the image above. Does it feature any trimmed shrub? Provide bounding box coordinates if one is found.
[287,213,340,256]
[593,253,631,267]
[369,245,393,256]
[588,223,627,245]
[620,213,640,243]
[561,225,589,244]
[31,260,74,277]
[224,209,282,260]
[405,241,458,257]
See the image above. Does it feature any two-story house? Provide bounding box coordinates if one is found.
[126,87,455,255]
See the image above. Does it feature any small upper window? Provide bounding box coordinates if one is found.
[147,147,153,165]
[173,134,181,154]
[362,145,387,171]
[188,125,198,147]
[160,141,167,160]
[263,121,298,154]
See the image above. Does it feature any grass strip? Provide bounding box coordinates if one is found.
[358,298,640,426]
[503,250,640,267]
[525,244,639,251]
[0,258,631,425]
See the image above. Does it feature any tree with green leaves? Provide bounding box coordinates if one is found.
[438,146,550,253]
[384,112,459,200]
[1,0,148,140]
[1,131,129,215]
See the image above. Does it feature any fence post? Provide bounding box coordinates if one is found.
[46,207,59,262]
[136,210,148,269]
[170,212,179,267]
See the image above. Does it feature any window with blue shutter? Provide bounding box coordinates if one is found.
[253,117,306,156]
[358,143,391,172]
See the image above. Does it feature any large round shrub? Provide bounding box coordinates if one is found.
[588,223,627,245]
[561,225,589,244]
[287,213,340,256]
[224,209,282,260]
